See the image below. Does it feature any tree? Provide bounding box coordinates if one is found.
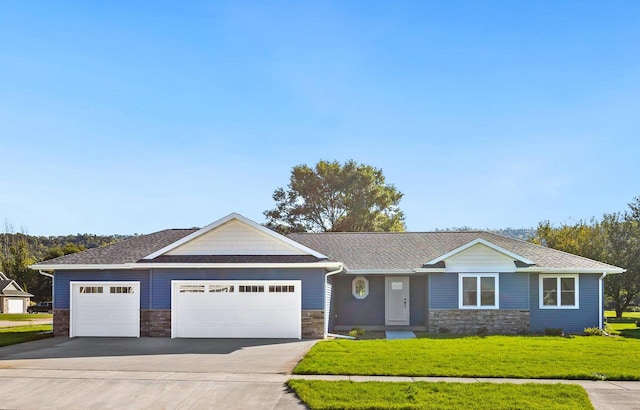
[264,160,405,233]
[532,198,640,318]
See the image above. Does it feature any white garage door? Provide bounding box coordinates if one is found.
[70,282,140,337]
[7,299,24,313]
[172,280,301,339]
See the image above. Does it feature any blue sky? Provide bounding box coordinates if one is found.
[1,1,639,235]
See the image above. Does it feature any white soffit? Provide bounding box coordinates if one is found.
[425,238,535,266]
[143,212,327,259]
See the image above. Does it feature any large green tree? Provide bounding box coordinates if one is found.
[265,160,405,233]
[532,197,640,318]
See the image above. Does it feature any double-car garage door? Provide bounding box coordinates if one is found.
[70,280,301,339]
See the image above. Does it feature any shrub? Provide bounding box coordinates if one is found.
[544,328,563,336]
[584,327,605,336]
[348,327,365,338]
[636,320,640,328]
[476,327,488,336]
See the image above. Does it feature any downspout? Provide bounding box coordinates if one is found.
[38,270,54,317]
[599,272,607,333]
[324,264,354,339]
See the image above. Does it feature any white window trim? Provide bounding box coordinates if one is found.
[539,274,580,309]
[458,273,500,309]
[352,276,369,299]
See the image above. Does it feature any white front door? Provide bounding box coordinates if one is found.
[7,299,23,313]
[385,277,410,326]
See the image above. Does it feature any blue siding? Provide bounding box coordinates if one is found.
[429,273,457,309]
[410,276,426,326]
[150,268,325,310]
[53,270,151,309]
[334,275,384,326]
[334,275,426,326]
[54,268,325,311]
[499,273,529,309]
[529,273,600,333]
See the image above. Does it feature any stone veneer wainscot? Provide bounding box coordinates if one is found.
[428,310,530,335]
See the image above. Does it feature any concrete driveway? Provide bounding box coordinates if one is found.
[0,337,317,409]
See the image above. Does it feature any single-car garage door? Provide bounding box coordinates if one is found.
[70,281,140,337]
[172,280,301,339]
[7,299,24,313]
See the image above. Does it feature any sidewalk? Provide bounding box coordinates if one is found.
[0,319,52,328]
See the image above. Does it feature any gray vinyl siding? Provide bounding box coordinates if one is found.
[150,268,325,310]
[429,273,457,309]
[529,273,600,333]
[53,270,151,309]
[499,273,529,309]
[410,275,426,326]
[334,275,384,326]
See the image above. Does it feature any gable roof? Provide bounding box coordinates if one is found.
[143,213,327,260]
[30,214,333,270]
[287,231,625,273]
[0,272,33,297]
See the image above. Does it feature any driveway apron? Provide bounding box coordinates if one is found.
[0,337,317,409]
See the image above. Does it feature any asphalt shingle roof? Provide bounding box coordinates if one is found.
[35,229,197,265]
[287,231,623,271]
[32,227,622,272]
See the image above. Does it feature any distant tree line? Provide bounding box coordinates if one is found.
[531,197,640,318]
[0,223,130,302]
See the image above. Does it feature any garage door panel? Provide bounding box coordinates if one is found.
[172,280,301,339]
[7,299,23,313]
[71,282,140,338]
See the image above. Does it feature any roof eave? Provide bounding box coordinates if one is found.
[29,261,342,271]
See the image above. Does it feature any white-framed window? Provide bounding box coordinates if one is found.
[539,274,579,309]
[458,273,499,309]
[352,276,369,299]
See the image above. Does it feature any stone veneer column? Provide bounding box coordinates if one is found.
[301,310,324,339]
[140,310,171,337]
[53,309,70,336]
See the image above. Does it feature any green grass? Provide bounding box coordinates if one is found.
[0,325,53,347]
[287,380,594,410]
[294,335,640,380]
[0,313,53,321]
[605,311,640,338]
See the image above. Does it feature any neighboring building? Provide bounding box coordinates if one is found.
[0,272,32,314]
[30,213,624,338]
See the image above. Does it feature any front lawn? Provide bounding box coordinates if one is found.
[295,336,640,380]
[288,380,593,410]
[605,311,640,338]
[0,313,53,321]
[0,325,53,347]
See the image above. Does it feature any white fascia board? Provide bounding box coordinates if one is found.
[543,268,626,275]
[29,262,343,271]
[29,264,131,271]
[425,238,535,265]
[344,269,415,275]
[142,212,328,260]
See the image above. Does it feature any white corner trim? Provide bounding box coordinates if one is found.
[426,238,535,266]
[142,212,328,260]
